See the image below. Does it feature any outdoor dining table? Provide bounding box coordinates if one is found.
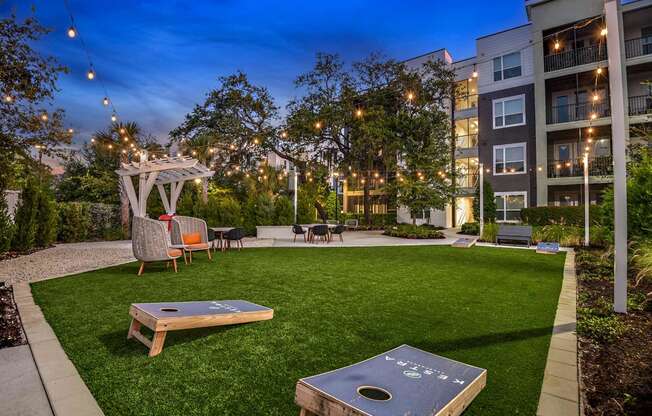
[210,227,235,252]
[301,224,338,243]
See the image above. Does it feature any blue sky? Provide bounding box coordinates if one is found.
[4,1,528,146]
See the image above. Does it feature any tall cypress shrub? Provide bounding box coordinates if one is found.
[11,177,40,251]
[472,180,496,223]
[0,196,14,253]
[35,189,58,247]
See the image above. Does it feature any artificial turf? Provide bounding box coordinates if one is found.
[31,246,566,415]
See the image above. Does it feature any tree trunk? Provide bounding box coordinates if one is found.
[201,178,208,203]
[314,201,327,222]
[363,180,371,225]
[412,215,416,226]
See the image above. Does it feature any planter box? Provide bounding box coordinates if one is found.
[256,226,293,240]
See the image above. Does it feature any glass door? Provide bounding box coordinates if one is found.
[556,95,569,123]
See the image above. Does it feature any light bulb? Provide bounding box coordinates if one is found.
[600,28,608,36]
[103,97,109,106]
[597,67,603,75]
[123,136,129,142]
[554,41,560,50]
[315,121,322,129]
[593,94,599,101]
[281,131,288,138]
[68,128,74,134]
[87,69,95,80]
[67,27,77,38]
[406,92,414,101]
[40,113,48,121]
[355,109,363,117]
[119,128,126,134]
[588,127,594,133]
[108,144,113,149]
[111,114,117,122]
[91,138,95,143]
[3,95,13,103]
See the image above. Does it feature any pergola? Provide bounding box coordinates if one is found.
[116,151,214,217]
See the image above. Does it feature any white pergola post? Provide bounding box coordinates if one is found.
[605,0,628,314]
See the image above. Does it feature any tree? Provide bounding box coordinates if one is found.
[472,180,497,223]
[393,177,449,225]
[11,177,40,251]
[0,196,14,253]
[0,13,71,192]
[35,188,58,247]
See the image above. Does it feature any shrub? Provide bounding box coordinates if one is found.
[0,195,14,253]
[274,196,294,225]
[383,224,445,239]
[472,180,496,223]
[480,222,499,243]
[87,203,121,240]
[35,190,58,248]
[218,197,243,227]
[297,189,315,224]
[577,314,627,343]
[631,240,652,287]
[521,206,602,227]
[57,202,91,243]
[460,222,479,235]
[532,225,583,246]
[11,177,40,252]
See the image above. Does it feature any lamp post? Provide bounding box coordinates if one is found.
[583,152,590,247]
[479,163,484,238]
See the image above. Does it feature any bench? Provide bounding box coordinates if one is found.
[496,225,532,246]
[344,219,359,230]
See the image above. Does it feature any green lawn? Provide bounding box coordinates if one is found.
[31,246,565,415]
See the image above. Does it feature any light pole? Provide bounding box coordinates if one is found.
[479,163,484,238]
[583,152,590,247]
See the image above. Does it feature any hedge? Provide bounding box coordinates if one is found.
[520,206,603,227]
[57,202,122,243]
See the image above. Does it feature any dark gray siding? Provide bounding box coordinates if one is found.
[478,84,537,207]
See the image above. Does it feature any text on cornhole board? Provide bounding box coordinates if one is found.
[296,344,487,416]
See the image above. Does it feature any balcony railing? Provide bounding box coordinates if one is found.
[547,100,610,124]
[456,172,479,189]
[625,37,652,59]
[547,156,613,178]
[544,44,607,72]
[455,134,478,150]
[629,95,652,116]
[455,94,478,111]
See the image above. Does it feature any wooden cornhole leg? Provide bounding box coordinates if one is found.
[126,318,168,357]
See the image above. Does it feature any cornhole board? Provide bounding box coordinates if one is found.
[536,242,560,255]
[452,237,477,248]
[127,300,273,357]
[295,345,487,416]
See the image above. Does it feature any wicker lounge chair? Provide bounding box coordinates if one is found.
[131,216,183,276]
[171,216,212,263]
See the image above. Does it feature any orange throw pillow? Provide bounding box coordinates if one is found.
[182,232,201,245]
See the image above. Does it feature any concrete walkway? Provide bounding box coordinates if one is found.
[0,345,53,416]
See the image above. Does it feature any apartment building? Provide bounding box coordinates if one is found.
[400,0,652,226]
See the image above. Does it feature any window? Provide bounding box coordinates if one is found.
[493,52,521,81]
[493,95,525,128]
[494,143,526,174]
[495,192,527,222]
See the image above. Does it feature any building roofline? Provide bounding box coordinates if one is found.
[476,22,532,40]
[400,48,448,64]
[452,56,476,65]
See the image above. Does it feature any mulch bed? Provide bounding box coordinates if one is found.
[0,283,25,349]
[576,248,652,415]
[0,247,47,262]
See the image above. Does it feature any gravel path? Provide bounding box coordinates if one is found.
[0,241,135,286]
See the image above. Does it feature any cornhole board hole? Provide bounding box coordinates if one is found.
[536,242,560,255]
[452,237,477,248]
[295,345,487,416]
[127,300,273,357]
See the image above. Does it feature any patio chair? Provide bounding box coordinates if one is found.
[131,216,183,276]
[330,224,346,242]
[344,219,359,230]
[311,224,330,243]
[224,228,245,251]
[292,224,307,242]
[171,216,212,263]
[207,228,217,252]
[326,219,339,225]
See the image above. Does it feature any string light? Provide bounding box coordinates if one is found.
[91,138,95,143]
[103,97,109,106]
[315,121,322,129]
[554,40,561,51]
[67,26,76,38]
[40,113,48,121]
[119,128,126,134]
[111,114,117,122]
[472,64,478,78]
[253,138,260,145]
[596,67,603,75]
[406,91,415,101]
[87,69,95,80]
[107,144,113,149]
[3,95,13,103]
[123,136,129,142]
[280,131,288,138]
[68,128,74,134]
[355,109,363,118]
[600,28,608,36]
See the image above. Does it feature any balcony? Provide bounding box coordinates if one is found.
[547,155,613,178]
[629,95,652,116]
[455,94,478,112]
[455,134,478,150]
[625,37,652,59]
[547,99,610,124]
[544,44,607,72]
[456,172,479,190]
